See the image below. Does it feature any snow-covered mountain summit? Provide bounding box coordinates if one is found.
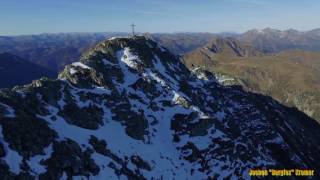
[0,36,319,179]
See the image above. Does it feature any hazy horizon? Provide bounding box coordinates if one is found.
[1,0,320,36]
[1,27,320,37]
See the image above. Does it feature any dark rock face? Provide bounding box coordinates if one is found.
[0,36,319,179]
[0,117,57,158]
[40,139,100,179]
[130,155,152,171]
[89,136,108,155]
[171,113,214,137]
[88,135,149,179]
[0,143,5,158]
[111,105,148,141]
[59,103,104,129]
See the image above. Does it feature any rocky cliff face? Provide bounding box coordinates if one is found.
[0,36,319,179]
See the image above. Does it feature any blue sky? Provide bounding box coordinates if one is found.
[0,0,319,35]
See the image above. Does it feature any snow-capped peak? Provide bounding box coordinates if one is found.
[0,36,319,179]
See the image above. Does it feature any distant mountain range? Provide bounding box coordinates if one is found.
[0,32,218,72]
[1,29,320,73]
[238,28,320,53]
[0,53,56,88]
[149,33,217,55]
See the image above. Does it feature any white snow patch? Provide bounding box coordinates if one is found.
[15,90,26,98]
[27,144,53,175]
[108,37,118,40]
[69,68,77,75]
[192,67,211,81]
[153,55,179,89]
[116,49,140,87]
[71,62,91,69]
[0,126,23,174]
[119,47,142,70]
[216,75,235,84]
[0,102,15,118]
[215,111,226,121]
[102,58,115,66]
[91,152,121,180]
[60,172,68,180]
[73,176,90,180]
[159,46,167,52]
[143,69,168,87]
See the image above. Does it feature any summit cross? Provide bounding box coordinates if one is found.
[131,23,136,36]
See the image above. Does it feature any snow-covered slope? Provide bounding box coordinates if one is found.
[0,36,319,179]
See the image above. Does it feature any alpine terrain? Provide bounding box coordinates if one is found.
[0,36,319,179]
[183,37,320,123]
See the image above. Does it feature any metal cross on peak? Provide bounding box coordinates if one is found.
[131,23,136,37]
